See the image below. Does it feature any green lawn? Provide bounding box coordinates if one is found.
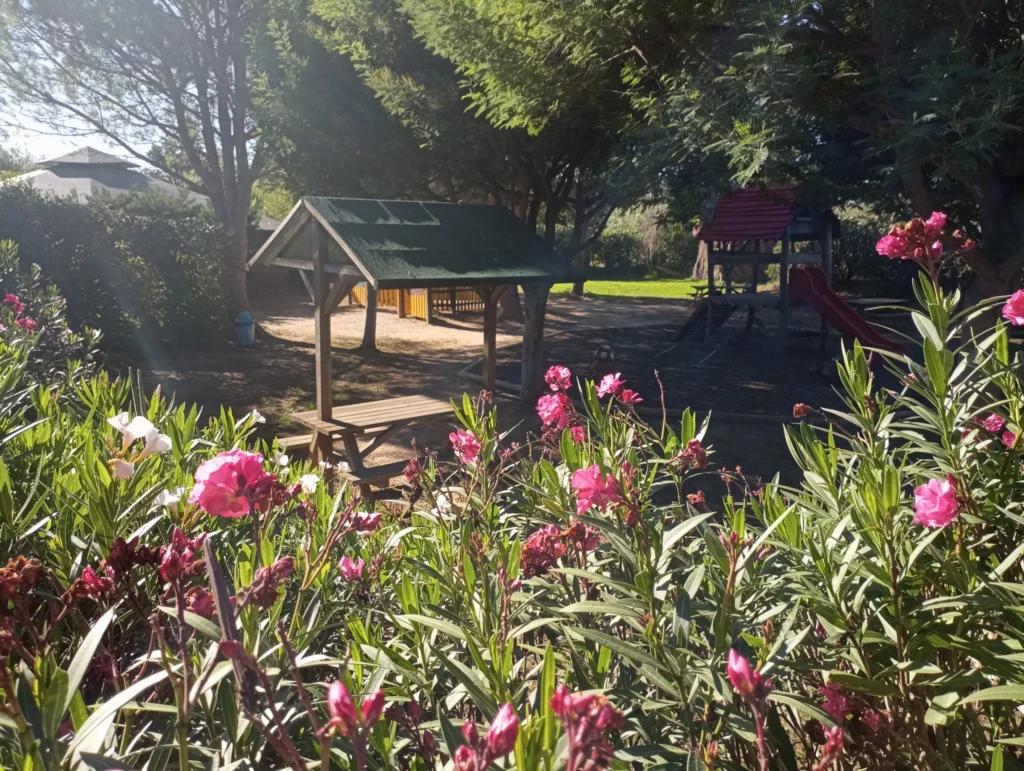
[551,277,702,300]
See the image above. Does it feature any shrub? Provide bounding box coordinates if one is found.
[0,184,231,356]
[3,213,1024,771]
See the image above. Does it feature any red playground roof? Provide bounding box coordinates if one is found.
[695,185,799,242]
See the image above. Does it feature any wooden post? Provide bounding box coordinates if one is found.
[397,289,407,319]
[820,223,834,351]
[777,227,792,355]
[312,224,334,462]
[426,288,436,325]
[478,286,498,391]
[361,285,378,350]
[449,287,457,314]
[705,242,716,343]
[521,283,551,403]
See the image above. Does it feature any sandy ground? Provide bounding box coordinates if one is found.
[144,275,802,484]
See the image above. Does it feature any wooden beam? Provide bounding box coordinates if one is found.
[397,289,407,319]
[313,222,332,423]
[327,275,358,311]
[705,242,716,343]
[361,285,378,350]
[298,269,315,303]
[477,286,499,391]
[777,226,791,355]
[521,284,550,403]
[425,288,436,325]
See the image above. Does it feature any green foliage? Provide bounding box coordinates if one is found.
[5,223,1024,771]
[0,185,231,355]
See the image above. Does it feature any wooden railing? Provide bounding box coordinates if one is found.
[348,284,485,321]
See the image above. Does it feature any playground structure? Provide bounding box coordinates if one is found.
[680,185,902,355]
[346,284,486,323]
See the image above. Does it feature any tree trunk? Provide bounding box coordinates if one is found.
[230,217,251,312]
[498,286,523,320]
[521,284,550,402]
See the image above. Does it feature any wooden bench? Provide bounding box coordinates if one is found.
[276,434,315,453]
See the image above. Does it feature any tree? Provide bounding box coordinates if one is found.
[638,0,1024,298]
[0,145,32,180]
[0,0,268,309]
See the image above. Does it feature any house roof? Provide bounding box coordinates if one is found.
[248,196,575,290]
[696,185,816,242]
[3,157,210,207]
[38,146,136,168]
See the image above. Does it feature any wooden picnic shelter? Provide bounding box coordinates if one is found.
[248,196,574,425]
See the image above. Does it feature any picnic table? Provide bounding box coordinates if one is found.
[290,394,454,496]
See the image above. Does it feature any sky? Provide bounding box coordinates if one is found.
[2,113,146,164]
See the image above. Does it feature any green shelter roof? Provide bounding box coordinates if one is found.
[248,196,574,289]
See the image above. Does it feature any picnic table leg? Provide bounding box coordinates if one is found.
[310,431,333,466]
[341,433,373,501]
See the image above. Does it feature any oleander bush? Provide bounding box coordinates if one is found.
[4,214,1024,771]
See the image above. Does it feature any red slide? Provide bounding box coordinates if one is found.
[788,267,907,355]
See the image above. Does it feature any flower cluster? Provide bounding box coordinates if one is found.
[450,429,482,464]
[672,438,707,472]
[454,703,519,771]
[597,372,642,404]
[875,211,972,272]
[522,524,567,577]
[2,292,36,334]
[189,449,274,518]
[550,685,623,771]
[107,413,173,480]
[238,557,294,608]
[158,528,207,582]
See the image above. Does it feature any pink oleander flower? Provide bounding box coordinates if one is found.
[189,449,269,518]
[1004,430,1018,449]
[571,465,624,515]
[727,649,773,708]
[454,745,477,771]
[353,510,381,533]
[450,429,482,464]
[339,556,365,582]
[814,726,845,771]
[3,293,24,316]
[549,684,623,771]
[537,392,571,429]
[80,566,114,597]
[570,425,585,444]
[619,388,643,405]
[596,372,624,398]
[913,477,958,528]
[1003,290,1024,326]
[521,524,566,578]
[14,316,36,333]
[486,703,519,757]
[185,586,216,616]
[820,683,850,724]
[876,233,910,259]
[925,211,947,233]
[983,414,1006,433]
[545,365,572,392]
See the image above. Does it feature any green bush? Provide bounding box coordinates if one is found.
[0,185,231,356]
[4,215,1024,771]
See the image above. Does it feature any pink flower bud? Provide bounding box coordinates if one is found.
[726,649,756,699]
[328,680,358,733]
[485,703,519,757]
[219,640,247,660]
[461,719,479,746]
[361,688,386,725]
[159,548,183,581]
[454,745,477,771]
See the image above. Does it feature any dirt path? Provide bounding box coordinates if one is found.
[145,280,800,484]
